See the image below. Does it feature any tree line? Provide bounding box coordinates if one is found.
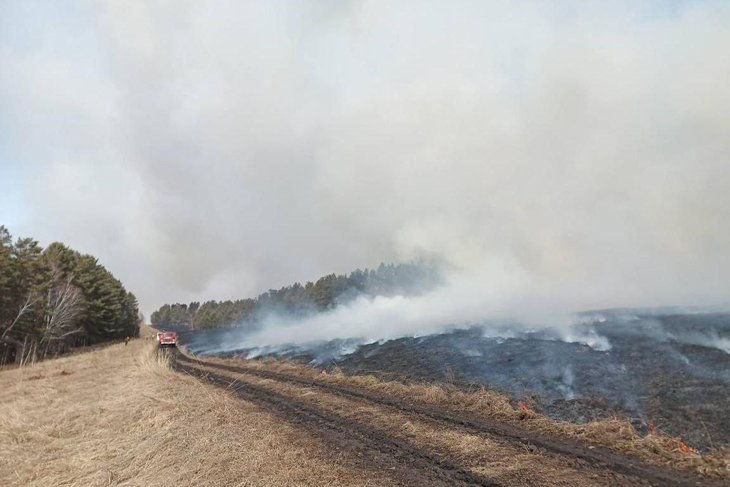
[0,225,140,365]
[151,262,440,330]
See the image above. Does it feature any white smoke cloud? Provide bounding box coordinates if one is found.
[1,1,729,339]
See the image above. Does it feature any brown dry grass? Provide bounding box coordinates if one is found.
[0,330,386,487]
[187,360,620,486]
[202,354,730,480]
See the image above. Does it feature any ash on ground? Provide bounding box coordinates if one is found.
[183,310,730,451]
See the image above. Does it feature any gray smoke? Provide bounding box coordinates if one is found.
[2,1,729,340]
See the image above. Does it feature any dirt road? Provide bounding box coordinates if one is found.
[172,351,722,487]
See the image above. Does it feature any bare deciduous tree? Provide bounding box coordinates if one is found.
[41,266,83,354]
[0,292,37,342]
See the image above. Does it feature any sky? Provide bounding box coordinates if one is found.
[1,1,729,320]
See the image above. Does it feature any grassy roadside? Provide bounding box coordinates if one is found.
[184,359,627,486]
[4,328,726,486]
[0,329,385,487]
[199,355,730,480]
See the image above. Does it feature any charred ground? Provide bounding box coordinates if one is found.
[181,310,730,452]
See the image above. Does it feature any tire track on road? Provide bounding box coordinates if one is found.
[174,359,502,487]
[177,352,721,487]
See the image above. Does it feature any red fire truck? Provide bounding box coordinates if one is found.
[157,331,178,347]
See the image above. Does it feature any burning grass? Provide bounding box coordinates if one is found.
[198,353,730,480]
[0,328,385,487]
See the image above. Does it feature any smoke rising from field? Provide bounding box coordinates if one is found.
[2,1,730,343]
[234,265,618,353]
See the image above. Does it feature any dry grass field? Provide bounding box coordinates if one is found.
[235,357,730,477]
[2,326,728,486]
[190,353,730,484]
[0,330,386,487]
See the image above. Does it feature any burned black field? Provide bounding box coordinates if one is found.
[182,310,730,451]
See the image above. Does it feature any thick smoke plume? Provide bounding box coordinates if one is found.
[236,268,618,354]
[2,2,729,347]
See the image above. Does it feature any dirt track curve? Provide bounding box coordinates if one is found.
[171,350,721,487]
